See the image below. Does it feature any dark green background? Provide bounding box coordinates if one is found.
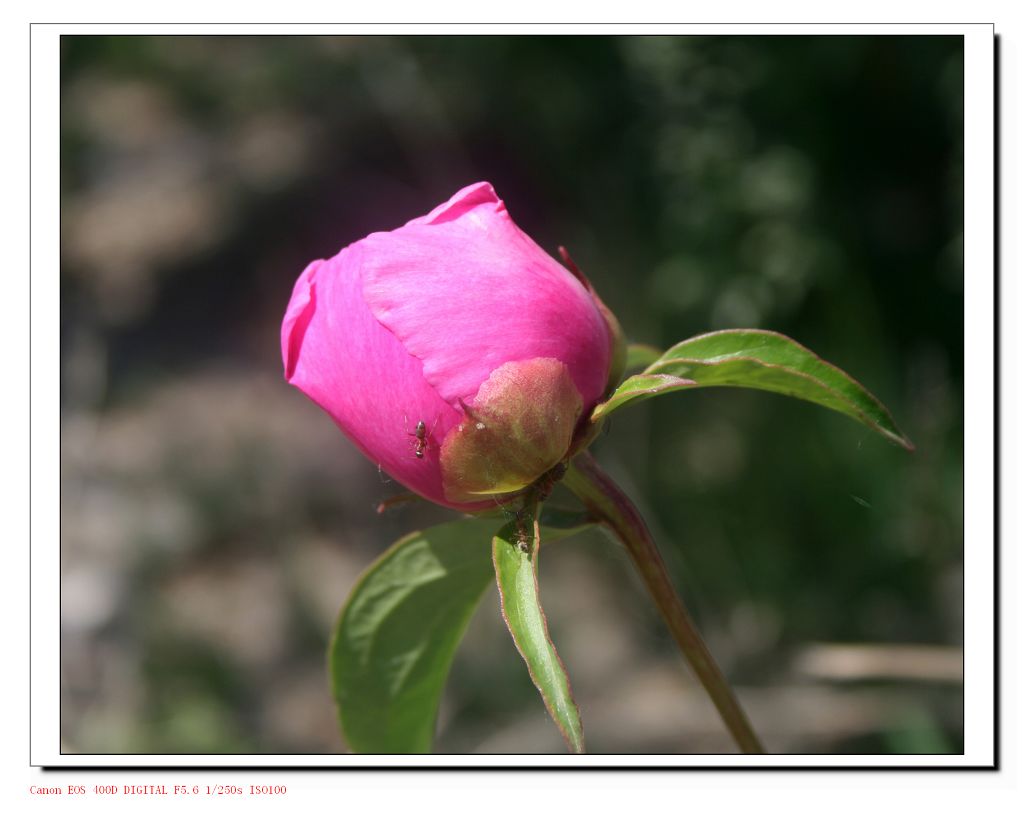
[60,35,963,754]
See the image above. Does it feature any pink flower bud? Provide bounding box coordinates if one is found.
[281,182,615,511]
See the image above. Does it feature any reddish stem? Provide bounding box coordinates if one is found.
[563,452,765,754]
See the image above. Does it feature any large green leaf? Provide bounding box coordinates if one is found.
[330,512,592,754]
[593,329,913,450]
[492,523,585,754]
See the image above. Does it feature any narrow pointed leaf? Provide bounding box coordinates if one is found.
[592,373,697,417]
[492,523,585,754]
[330,511,593,753]
[592,329,913,450]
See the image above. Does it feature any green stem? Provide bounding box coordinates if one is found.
[563,452,765,755]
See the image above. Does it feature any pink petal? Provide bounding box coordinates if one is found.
[406,181,506,227]
[281,242,482,510]
[362,184,611,409]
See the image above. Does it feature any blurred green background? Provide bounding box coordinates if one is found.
[60,35,963,755]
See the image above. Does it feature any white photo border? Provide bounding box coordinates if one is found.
[31,21,995,769]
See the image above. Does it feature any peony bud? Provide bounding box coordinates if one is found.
[281,182,615,510]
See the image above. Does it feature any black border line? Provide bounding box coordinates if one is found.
[991,32,1002,773]
[39,25,991,769]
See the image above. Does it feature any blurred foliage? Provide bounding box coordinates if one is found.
[60,35,963,755]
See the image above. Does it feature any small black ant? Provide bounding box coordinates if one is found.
[405,415,438,459]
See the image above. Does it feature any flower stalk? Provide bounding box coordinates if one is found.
[563,452,765,755]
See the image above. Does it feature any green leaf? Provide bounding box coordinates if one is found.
[624,342,664,373]
[592,329,913,450]
[492,523,585,754]
[330,511,593,754]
